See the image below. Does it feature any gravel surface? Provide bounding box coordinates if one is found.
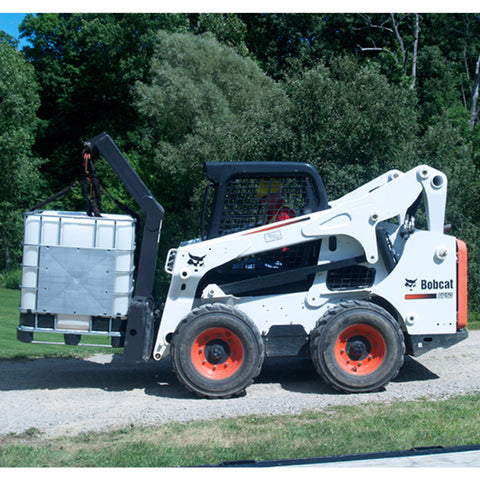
[1,331,479,439]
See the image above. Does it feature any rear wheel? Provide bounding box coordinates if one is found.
[170,303,264,398]
[310,301,405,393]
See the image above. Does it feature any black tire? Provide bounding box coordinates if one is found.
[170,303,265,399]
[310,301,405,393]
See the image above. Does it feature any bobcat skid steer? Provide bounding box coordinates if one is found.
[18,132,468,398]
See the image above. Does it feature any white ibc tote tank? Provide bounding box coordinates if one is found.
[20,210,136,332]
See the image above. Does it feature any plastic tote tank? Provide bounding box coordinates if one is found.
[19,210,136,342]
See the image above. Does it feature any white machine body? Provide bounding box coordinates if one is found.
[154,165,463,359]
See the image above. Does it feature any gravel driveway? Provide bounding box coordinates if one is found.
[1,331,479,439]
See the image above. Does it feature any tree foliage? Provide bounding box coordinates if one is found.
[0,39,42,271]
[133,31,291,247]
[19,13,189,191]
[286,57,419,198]
[1,12,479,308]
[240,14,329,80]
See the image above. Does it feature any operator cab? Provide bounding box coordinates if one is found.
[196,162,330,297]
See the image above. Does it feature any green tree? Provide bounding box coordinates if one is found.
[420,14,480,129]
[189,13,249,56]
[19,13,189,196]
[0,39,42,272]
[325,14,480,135]
[0,31,18,48]
[240,13,329,80]
[287,56,419,199]
[133,31,291,248]
[418,117,480,309]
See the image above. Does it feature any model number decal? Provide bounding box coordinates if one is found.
[405,277,454,300]
[438,291,454,299]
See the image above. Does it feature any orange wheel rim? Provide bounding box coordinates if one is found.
[191,328,244,379]
[334,324,386,375]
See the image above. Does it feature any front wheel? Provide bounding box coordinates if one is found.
[310,301,405,393]
[170,304,264,399]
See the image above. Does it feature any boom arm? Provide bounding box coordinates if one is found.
[85,132,165,362]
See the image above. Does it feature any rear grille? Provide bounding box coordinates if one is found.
[327,265,376,290]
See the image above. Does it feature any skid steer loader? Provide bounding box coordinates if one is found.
[17,132,468,398]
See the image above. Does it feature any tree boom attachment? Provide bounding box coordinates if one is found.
[85,132,165,362]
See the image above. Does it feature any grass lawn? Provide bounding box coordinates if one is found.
[0,287,120,360]
[468,311,480,330]
[1,393,480,467]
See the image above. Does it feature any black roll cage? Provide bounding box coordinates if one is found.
[203,161,330,239]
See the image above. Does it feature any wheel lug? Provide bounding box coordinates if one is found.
[199,348,203,353]
[368,355,373,360]
[341,349,345,354]
[213,366,217,370]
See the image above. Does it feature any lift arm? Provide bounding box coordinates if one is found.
[85,132,165,362]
